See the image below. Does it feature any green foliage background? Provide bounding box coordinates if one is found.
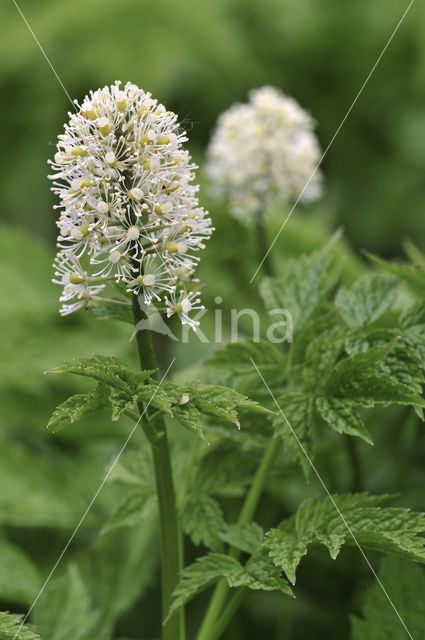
[1,1,425,639]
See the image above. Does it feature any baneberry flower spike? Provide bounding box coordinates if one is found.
[206,86,323,221]
[49,81,213,327]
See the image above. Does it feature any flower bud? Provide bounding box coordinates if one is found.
[127,226,140,240]
[128,187,143,201]
[97,117,111,135]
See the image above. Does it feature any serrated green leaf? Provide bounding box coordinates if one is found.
[401,301,425,365]
[272,393,313,478]
[0,612,40,640]
[188,383,270,427]
[292,308,340,366]
[325,342,397,396]
[260,238,342,333]
[294,494,394,538]
[345,328,423,392]
[229,552,293,596]
[264,529,308,585]
[345,328,424,416]
[46,355,147,394]
[366,253,425,297]
[136,383,173,416]
[220,522,264,555]
[323,342,425,409]
[48,383,110,431]
[264,494,425,585]
[34,564,99,640]
[109,388,135,421]
[169,551,292,619]
[169,554,243,617]
[164,383,205,440]
[316,397,373,444]
[164,381,269,440]
[335,275,398,327]
[182,495,225,550]
[351,556,425,639]
[331,373,424,409]
[303,326,346,390]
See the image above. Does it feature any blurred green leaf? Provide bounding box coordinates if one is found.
[101,491,156,536]
[303,326,346,391]
[182,495,225,550]
[220,522,264,555]
[82,521,158,635]
[33,564,99,640]
[335,275,399,328]
[260,236,342,333]
[366,253,425,297]
[0,438,88,528]
[0,531,41,605]
[272,393,313,478]
[92,302,133,324]
[206,339,286,393]
[351,556,425,639]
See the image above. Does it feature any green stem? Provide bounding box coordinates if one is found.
[92,295,131,307]
[345,435,363,492]
[255,209,273,278]
[204,588,247,640]
[196,437,281,640]
[132,296,185,640]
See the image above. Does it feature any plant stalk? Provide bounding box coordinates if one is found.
[256,208,273,277]
[132,295,185,640]
[196,436,281,640]
[345,435,363,492]
[203,588,247,640]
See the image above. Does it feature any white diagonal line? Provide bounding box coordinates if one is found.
[12,0,76,110]
[250,0,415,283]
[13,358,175,640]
[250,356,414,640]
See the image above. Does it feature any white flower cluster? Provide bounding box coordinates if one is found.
[49,81,212,327]
[206,86,322,221]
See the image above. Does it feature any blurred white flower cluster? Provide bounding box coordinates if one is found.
[206,86,322,221]
[49,81,212,327]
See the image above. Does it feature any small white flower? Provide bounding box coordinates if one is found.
[165,290,204,330]
[49,81,213,328]
[206,86,323,222]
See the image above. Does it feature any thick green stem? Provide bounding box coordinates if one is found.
[256,209,273,278]
[196,437,281,640]
[132,296,185,640]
